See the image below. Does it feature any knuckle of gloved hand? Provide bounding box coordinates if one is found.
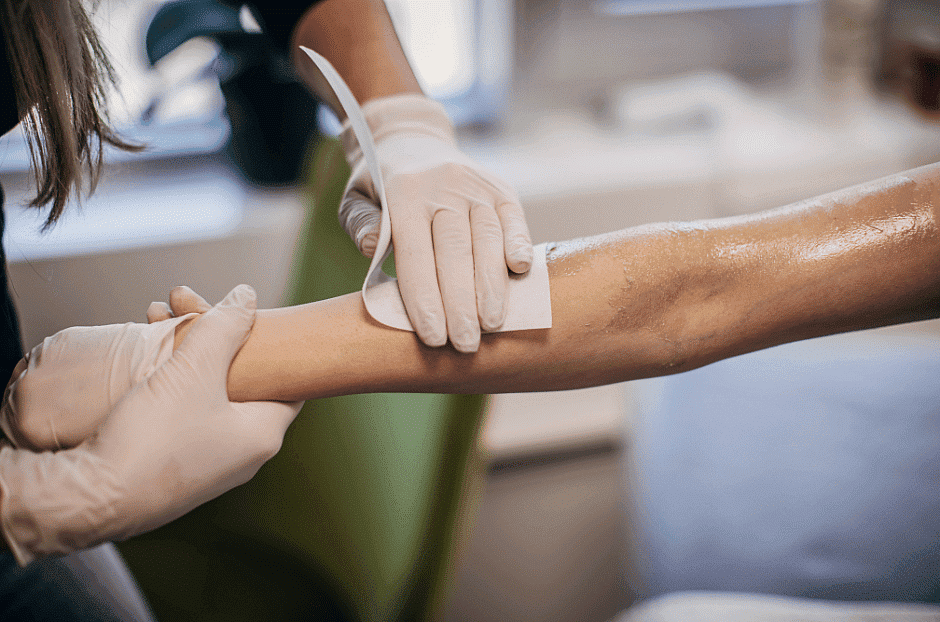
[239,438,280,473]
[448,162,483,188]
[6,384,55,450]
[497,201,526,225]
[412,161,470,190]
[437,224,474,251]
[238,411,285,460]
[505,224,531,245]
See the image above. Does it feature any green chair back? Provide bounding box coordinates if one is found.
[119,137,486,622]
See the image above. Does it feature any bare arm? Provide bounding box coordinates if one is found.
[184,162,939,403]
[288,0,422,118]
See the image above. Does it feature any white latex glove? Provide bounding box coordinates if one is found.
[1,315,197,451]
[339,94,533,353]
[0,285,302,565]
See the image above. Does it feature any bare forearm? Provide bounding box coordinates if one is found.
[205,164,937,402]
[226,238,687,402]
[693,162,940,358]
[289,0,422,117]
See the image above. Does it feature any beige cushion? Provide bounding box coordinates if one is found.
[617,592,940,622]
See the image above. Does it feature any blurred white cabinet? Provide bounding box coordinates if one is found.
[3,154,305,350]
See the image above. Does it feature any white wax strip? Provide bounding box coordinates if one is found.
[299,47,552,332]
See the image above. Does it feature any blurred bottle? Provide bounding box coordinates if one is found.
[874,0,940,119]
[821,0,881,108]
[145,0,322,187]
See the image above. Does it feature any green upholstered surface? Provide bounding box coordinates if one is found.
[119,138,486,622]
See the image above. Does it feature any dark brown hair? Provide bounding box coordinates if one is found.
[0,0,139,228]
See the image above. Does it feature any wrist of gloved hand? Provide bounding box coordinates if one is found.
[1,315,196,451]
[340,93,456,172]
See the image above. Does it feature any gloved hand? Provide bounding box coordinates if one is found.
[339,94,533,353]
[1,314,198,451]
[0,285,302,565]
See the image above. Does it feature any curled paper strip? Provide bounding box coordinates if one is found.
[299,46,552,332]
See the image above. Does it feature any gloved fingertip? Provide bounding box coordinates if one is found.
[146,301,172,324]
[170,286,212,314]
[205,285,257,341]
[175,285,256,368]
[220,284,257,313]
[450,319,482,353]
[452,337,480,354]
[415,321,448,348]
[411,308,448,348]
[507,246,534,273]
[419,331,448,348]
[169,285,193,298]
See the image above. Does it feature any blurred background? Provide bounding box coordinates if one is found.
[2,0,940,621]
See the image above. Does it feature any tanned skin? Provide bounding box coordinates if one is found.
[166,163,940,403]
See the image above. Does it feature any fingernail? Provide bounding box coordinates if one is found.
[147,301,171,322]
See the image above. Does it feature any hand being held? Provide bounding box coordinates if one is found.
[0,285,303,564]
[2,285,241,452]
[1,313,196,451]
[338,94,533,353]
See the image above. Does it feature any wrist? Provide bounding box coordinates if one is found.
[340,94,455,166]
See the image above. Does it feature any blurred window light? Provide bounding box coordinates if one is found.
[386,0,476,100]
[385,0,513,127]
[238,4,262,33]
[596,0,815,16]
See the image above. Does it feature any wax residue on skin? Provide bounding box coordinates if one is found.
[546,229,646,277]
[545,238,599,278]
[549,229,695,369]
